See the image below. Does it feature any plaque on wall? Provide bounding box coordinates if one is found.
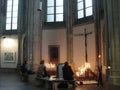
[4,52,16,62]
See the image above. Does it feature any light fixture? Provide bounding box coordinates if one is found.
[37,1,42,11]
[3,38,15,47]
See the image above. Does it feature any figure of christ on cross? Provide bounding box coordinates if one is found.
[74,28,92,62]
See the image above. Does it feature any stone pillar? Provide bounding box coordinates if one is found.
[104,0,120,85]
[94,0,103,86]
[18,0,24,66]
[22,0,43,71]
[66,0,73,63]
[18,0,43,71]
[18,0,35,70]
[0,0,7,67]
[33,0,43,70]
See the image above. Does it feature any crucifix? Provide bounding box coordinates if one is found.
[74,28,92,62]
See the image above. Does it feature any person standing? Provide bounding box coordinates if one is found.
[62,61,75,87]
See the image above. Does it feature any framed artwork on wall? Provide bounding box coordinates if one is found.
[48,45,60,64]
[4,52,16,62]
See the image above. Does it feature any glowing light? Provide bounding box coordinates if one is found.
[3,38,15,47]
[108,66,111,69]
[98,55,101,58]
[76,62,91,77]
[45,63,56,69]
[76,71,80,77]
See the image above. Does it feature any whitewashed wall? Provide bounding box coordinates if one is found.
[0,35,18,68]
[41,24,96,72]
[73,24,96,71]
[42,29,67,63]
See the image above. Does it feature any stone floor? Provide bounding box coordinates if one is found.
[0,69,120,90]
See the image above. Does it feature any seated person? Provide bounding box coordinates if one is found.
[36,60,47,78]
[21,60,30,81]
[21,61,28,74]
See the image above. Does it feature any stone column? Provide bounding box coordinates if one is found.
[25,0,34,69]
[66,0,73,63]
[104,0,120,85]
[33,0,43,70]
[18,0,25,66]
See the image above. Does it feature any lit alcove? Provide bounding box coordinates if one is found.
[1,36,18,68]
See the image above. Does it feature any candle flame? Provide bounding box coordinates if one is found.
[76,62,90,77]
[45,63,56,69]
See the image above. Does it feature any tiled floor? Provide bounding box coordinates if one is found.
[0,69,119,90]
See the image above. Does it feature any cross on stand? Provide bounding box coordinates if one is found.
[74,28,92,62]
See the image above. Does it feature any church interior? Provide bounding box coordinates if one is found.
[0,0,120,90]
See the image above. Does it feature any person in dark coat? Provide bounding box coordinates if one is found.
[62,61,75,87]
[21,61,29,74]
[21,60,29,81]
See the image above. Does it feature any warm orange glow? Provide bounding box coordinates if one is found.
[98,55,101,58]
[45,63,56,75]
[76,71,80,77]
[45,63,56,69]
[76,62,90,77]
[108,66,111,69]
